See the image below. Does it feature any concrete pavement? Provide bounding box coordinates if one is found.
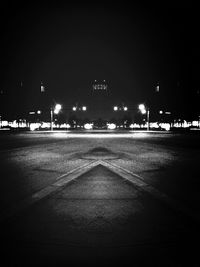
[1,162,199,266]
[0,131,200,266]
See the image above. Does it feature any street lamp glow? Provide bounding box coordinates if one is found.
[138,104,145,111]
[54,109,59,114]
[54,104,62,115]
[113,106,118,111]
[82,106,87,111]
[141,109,146,114]
[55,104,62,111]
[138,104,146,114]
[138,103,150,131]
[72,106,77,111]
[37,110,41,114]
[123,106,128,111]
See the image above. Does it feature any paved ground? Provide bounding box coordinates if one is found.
[0,131,200,266]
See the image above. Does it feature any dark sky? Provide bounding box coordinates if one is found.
[1,3,200,116]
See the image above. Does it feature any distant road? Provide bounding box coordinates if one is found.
[0,130,200,151]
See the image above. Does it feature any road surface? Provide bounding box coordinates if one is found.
[0,130,199,266]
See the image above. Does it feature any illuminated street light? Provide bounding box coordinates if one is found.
[72,104,87,111]
[141,109,146,114]
[54,104,62,114]
[37,110,41,114]
[138,103,150,131]
[138,104,145,111]
[138,104,146,114]
[114,104,128,112]
[55,104,62,111]
[51,103,62,131]
[54,109,59,114]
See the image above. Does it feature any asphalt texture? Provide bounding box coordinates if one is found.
[0,130,200,266]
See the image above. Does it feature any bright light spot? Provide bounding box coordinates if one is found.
[55,104,62,110]
[129,123,141,129]
[54,104,62,114]
[113,106,118,111]
[40,122,50,128]
[37,110,41,114]
[192,121,199,127]
[41,85,45,92]
[107,123,116,130]
[165,111,171,114]
[150,122,159,128]
[161,123,170,131]
[82,106,87,111]
[29,111,35,115]
[84,123,93,130]
[141,109,146,114]
[30,125,36,131]
[139,104,146,114]
[139,104,145,110]
[123,106,128,111]
[30,123,40,131]
[11,120,18,128]
[1,121,9,127]
[72,106,77,111]
[54,109,59,114]
[159,110,163,114]
[156,85,159,92]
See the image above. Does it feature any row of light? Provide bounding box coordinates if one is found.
[29,104,170,116]
[29,110,41,115]
[114,104,146,113]
[84,123,116,130]
[113,106,128,111]
[31,106,128,113]
[29,105,87,114]
[72,106,87,111]
[56,104,146,113]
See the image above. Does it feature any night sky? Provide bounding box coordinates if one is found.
[1,3,200,119]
